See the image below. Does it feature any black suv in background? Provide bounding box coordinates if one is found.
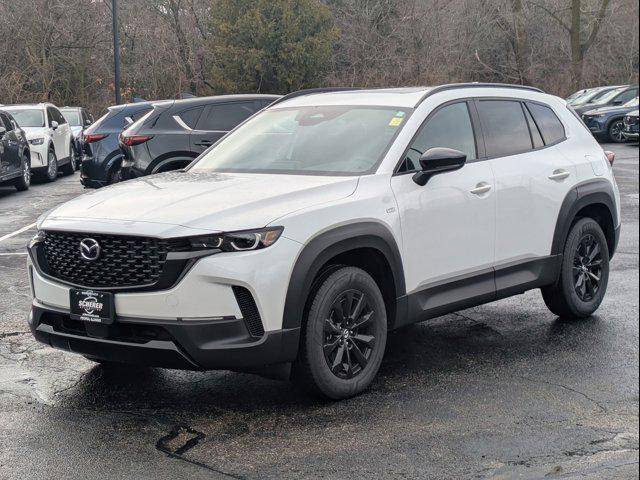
[0,109,31,191]
[80,101,156,187]
[118,95,280,180]
[573,85,639,115]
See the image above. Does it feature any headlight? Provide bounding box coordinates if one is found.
[29,138,45,145]
[188,227,283,252]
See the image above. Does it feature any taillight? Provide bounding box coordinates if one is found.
[604,150,615,166]
[119,134,153,146]
[83,133,108,143]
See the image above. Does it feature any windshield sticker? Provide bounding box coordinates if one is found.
[389,117,404,127]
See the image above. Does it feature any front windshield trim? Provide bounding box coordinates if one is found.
[188,105,414,177]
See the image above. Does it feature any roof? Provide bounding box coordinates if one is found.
[271,83,545,109]
[162,93,282,109]
[3,103,52,110]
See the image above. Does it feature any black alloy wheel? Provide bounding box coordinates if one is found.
[572,234,603,302]
[323,290,377,379]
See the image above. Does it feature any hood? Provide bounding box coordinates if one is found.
[70,126,83,137]
[21,127,48,139]
[626,110,639,117]
[41,171,359,234]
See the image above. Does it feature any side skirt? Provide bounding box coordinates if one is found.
[396,255,562,328]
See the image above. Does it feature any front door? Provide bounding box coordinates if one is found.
[391,101,496,311]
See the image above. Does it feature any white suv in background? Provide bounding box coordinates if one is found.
[4,103,75,181]
[27,84,621,399]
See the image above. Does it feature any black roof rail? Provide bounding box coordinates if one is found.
[417,82,544,105]
[270,87,363,106]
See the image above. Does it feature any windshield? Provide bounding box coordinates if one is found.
[624,97,639,107]
[191,106,411,175]
[61,110,81,126]
[592,87,626,105]
[4,108,44,127]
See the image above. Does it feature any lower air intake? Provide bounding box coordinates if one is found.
[232,286,265,337]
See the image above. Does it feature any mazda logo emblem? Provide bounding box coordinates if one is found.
[79,238,101,261]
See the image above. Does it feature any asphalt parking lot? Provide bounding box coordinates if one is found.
[0,144,638,480]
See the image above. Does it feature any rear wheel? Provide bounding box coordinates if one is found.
[293,266,387,399]
[541,218,610,319]
[608,119,626,143]
[13,153,31,191]
[60,147,76,175]
[108,167,123,185]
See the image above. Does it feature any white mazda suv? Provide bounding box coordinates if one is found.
[27,84,621,399]
[4,103,75,181]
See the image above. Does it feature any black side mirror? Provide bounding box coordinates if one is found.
[412,147,467,186]
[612,100,622,106]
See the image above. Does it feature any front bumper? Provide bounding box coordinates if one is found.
[28,143,48,168]
[27,233,303,371]
[29,303,299,371]
[622,124,639,140]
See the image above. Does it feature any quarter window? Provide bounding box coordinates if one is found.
[522,105,544,148]
[400,102,476,172]
[477,100,532,157]
[526,103,565,145]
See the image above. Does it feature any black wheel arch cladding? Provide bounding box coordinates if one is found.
[282,222,406,330]
[551,178,619,260]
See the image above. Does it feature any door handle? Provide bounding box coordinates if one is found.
[548,169,570,181]
[195,140,212,147]
[470,182,492,195]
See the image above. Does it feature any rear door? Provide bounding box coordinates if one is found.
[190,101,257,154]
[479,99,575,267]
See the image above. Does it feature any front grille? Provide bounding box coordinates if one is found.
[42,230,188,288]
[232,286,265,337]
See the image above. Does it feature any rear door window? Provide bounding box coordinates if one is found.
[476,100,532,157]
[522,105,544,148]
[196,102,256,131]
[526,103,565,145]
[614,88,638,105]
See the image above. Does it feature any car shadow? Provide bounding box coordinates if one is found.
[57,311,609,420]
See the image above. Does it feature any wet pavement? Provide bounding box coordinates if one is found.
[0,144,638,479]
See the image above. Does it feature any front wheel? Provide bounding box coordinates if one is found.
[541,218,610,319]
[44,149,58,182]
[13,154,31,191]
[293,266,387,399]
[608,119,626,143]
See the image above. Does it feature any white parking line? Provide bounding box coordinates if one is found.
[0,223,37,243]
[0,252,28,256]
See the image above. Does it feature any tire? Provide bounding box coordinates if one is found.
[608,119,626,143]
[43,148,58,182]
[293,266,387,400]
[541,218,610,319]
[60,148,76,175]
[107,167,123,185]
[12,153,31,192]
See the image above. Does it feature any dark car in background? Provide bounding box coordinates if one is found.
[79,101,156,187]
[573,85,638,115]
[118,95,280,180]
[622,110,639,141]
[0,109,31,191]
[61,107,94,168]
[581,96,639,143]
